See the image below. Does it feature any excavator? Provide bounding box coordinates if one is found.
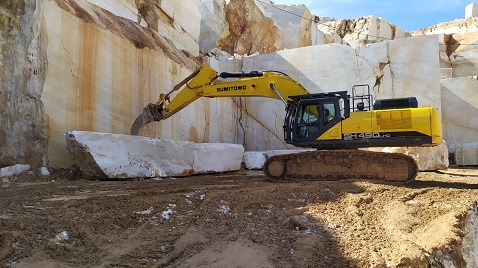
[131,65,442,183]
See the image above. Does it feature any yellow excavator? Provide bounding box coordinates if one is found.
[131,65,442,182]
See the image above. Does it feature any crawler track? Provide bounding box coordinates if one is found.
[264,150,418,183]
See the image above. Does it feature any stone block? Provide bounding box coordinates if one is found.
[194,143,244,174]
[243,151,267,170]
[65,131,244,179]
[380,141,449,171]
[0,164,31,177]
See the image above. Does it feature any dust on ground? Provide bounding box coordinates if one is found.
[1,168,478,268]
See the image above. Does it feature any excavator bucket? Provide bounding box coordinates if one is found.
[130,103,163,135]
[130,68,204,135]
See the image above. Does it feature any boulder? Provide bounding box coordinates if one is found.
[0,164,31,177]
[380,142,449,171]
[65,131,244,179]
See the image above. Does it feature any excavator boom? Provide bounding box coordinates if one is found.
[131,65,309,135]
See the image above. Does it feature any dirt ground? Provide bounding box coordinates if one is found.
[1,167,478,268]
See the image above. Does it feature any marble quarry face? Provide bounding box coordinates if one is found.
[2,0,478,169]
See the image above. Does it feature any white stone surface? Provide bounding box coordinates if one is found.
[243,151,267,170]
[440,32,478,78]
[65,131,244,179]
[194,143,244,174]
[86,0,147,27]
[39,167,50,176]
[263,4,313,49]
[161,0,201,56]
[380,142,449,171]
[466,3,478,18]
[441,77,478,147]
[199,0,227,51]
[0,164,31,177]
[85,0,200,56]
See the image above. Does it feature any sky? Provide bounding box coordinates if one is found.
[267,0,473,32]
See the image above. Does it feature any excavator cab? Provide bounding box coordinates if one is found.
[284,91,350,146]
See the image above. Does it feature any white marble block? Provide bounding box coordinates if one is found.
[194,143,245,174]
[65,131,244,179]
[243,151,267,170]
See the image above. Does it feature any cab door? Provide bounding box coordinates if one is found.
[292,98,341,142]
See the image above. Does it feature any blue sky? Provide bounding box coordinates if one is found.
[268,0,472,31]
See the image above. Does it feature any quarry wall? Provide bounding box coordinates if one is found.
[1,0,478,169]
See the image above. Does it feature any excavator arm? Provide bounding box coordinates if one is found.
[131,65,309,135]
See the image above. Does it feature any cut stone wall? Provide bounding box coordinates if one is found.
[441,76,478,148]
[3,0,478,170]
[41,0,206,168]
[1,0,250,169]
